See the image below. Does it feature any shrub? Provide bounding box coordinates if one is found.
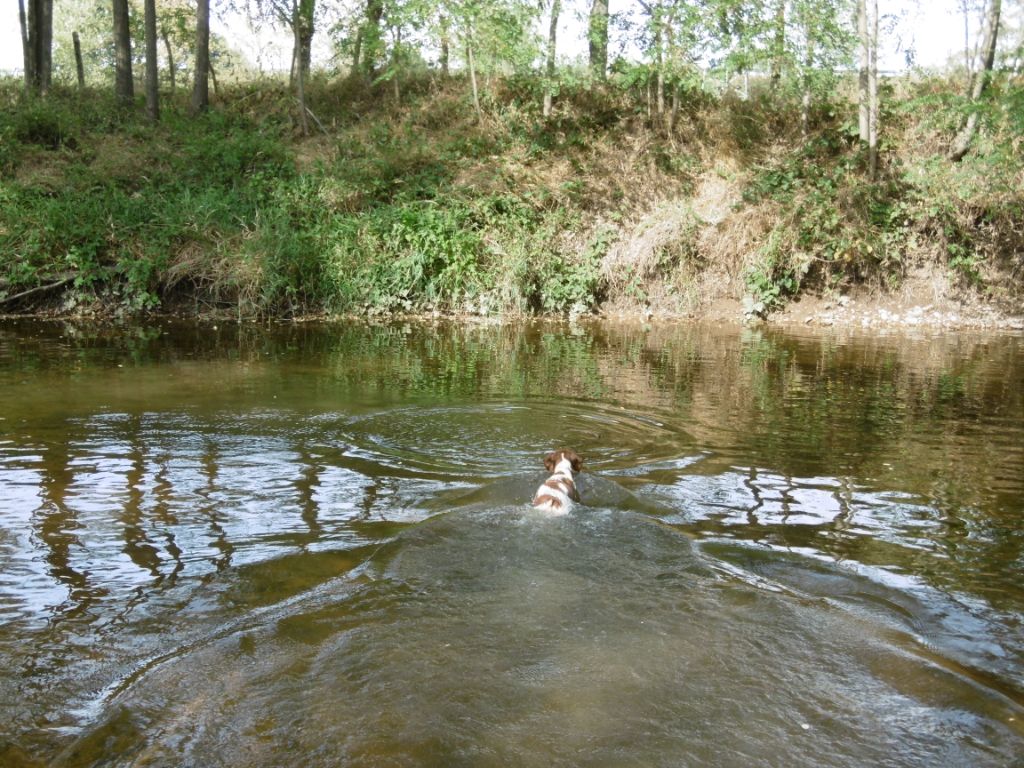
[328,200,484,313]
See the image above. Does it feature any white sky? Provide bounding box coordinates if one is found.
[0,1,985,77]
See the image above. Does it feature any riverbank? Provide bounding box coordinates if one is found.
[8,289,1022,333]
[2,73,1021,324]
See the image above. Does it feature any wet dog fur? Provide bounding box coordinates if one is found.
[531,449,582,514]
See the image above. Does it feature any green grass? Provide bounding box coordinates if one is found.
[1,71,1021,318]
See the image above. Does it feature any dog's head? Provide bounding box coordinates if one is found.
[543,449,582,475]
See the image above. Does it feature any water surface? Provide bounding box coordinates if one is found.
[0,319,1021,766]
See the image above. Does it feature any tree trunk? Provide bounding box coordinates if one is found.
[18,0,33,90]
[359,0,384,77]
[467,38,481,120]
[655,16,664,119]
[144,0,159,121]
[543,0,561,117]
[209,57,219,96]
[857,0,869,142]
[770,0,785,88]
[950,0,1002,161]
[663,1,679,131]
[293,0,309,135]
[352,27,363,74]
[35,0,53,94]
[390,26,401,102]
[867,0,879,180]
[801,30,814,137]
[857,0,880,178]
[298,0,315,82]
[439,15,450,77]
[191,0,210,113]
[73,31,85,88]
[588,0,608,80]
[112,0,134,106]
[162,27,176,94]
[23,0,53,95]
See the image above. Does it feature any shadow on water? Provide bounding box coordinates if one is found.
[0,319,1022,766]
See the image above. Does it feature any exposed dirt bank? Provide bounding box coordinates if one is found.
[5,278,1024,333]
[770,294,1024,331]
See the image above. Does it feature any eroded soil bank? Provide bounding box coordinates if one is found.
[2,76,1022,325]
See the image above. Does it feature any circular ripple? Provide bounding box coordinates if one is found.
[340,400,696,477]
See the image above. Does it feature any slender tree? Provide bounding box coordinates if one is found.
[638,0,688,125]
[467,29,482,119]
[950,0,1002,160]
[21,0,53,94]
[293,0,309,133]
[209,56,220,94]
[856,0,878,178]
[297,0,316,81]
[588,0,608,79]
[18,0,33,88]
[634,0,665,118]
[162,27,177,95]
[192,0,211,113]
[770,0,786,87]
[799,13,813,135]
[144,0,160,120]
[543,0,561,117]
[355,0,386,76]
[246,0,317,82]
[113,0,135,106]
[390,24,401,101]
[857,0,869,142]
[36,0,53,94]
[241,0,317,112]
[791,1,824,133]
[867,0,878,179]
[663,0,682,131]
[73,30,85,88]
[447,0,529,120]
[439,13,451,75]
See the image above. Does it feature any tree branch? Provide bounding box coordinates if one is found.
[0,276,75,307]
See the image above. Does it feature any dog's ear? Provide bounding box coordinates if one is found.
[543,452,558,472]
[567,450,582,473]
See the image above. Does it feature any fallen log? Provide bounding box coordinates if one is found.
[0,276,76,307]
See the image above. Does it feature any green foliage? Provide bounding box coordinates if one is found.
[172,111,294,188]
[531,221,609,314]
[743,227,804,316]
[329,200,484,313]
[8,99,73,149]
[737,71,1024,310]
[892,75,1024,287]
[1,76,619,317]
[0,93,298,312]
[49,0,247,89]
[0,125,16,176]
[1,64,1021,319]
[743,130,913,308]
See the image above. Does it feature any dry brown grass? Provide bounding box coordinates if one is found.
[164,236,266,313]
[600,200,698,292]
[598,162,776,314]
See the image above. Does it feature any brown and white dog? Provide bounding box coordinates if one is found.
[531,449,582,514]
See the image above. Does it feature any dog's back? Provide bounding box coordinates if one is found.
[532,449,581,515]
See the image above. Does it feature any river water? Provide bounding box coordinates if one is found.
[0,319,1021,767]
